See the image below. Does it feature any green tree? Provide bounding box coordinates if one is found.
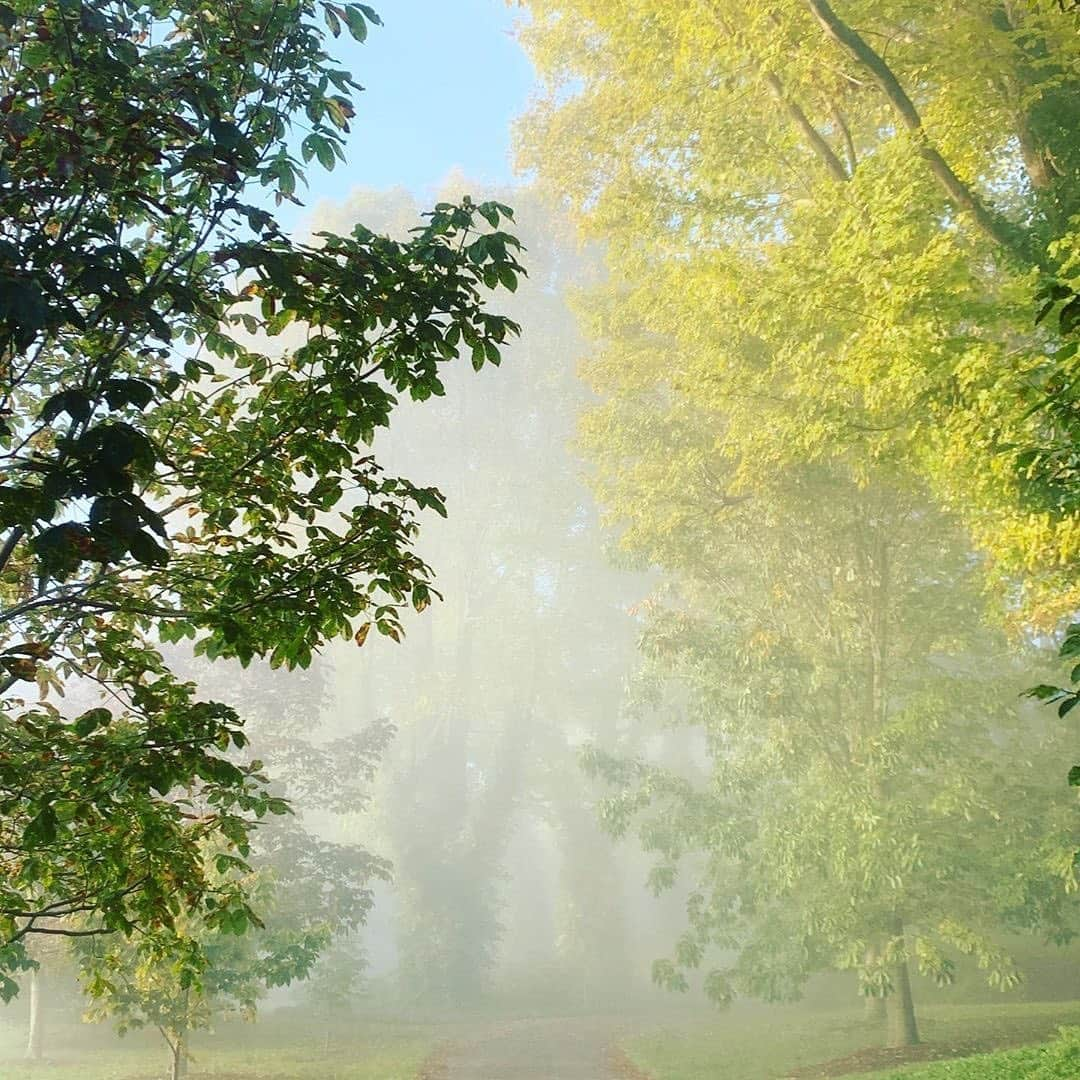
[0,0,522,990]
[517,1,1080,1039]
[582,455,1079,1045]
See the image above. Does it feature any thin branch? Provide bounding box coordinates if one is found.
[763,72,850,182]
[830,101,858,175]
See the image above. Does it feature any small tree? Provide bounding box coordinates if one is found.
[0,0,522,990]
[79,819,386,1080]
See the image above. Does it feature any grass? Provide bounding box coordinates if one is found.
[0,1009,440,1079]
[861,1026,1080,1079]
[620,1000,1080,1080]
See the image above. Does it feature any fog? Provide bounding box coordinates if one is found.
[4,3,1080,1080]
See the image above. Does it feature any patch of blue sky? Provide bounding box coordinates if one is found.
[277,0,536,232]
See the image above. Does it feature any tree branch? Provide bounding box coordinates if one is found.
[804,0,1030,260]
[763,72,850,182]
[830,101,858,175]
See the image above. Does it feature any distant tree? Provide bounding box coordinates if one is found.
[20,928,68,1062]
[0,0,522,992]
[316,186,645,1004]
[302,936,369,1024]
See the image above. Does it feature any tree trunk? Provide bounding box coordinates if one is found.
[885,944,920,1047]
[803,0,1029,261]
[167,1031,187,1080]
[24,966,42,1061]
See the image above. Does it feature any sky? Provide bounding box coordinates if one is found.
[301,0,536,211]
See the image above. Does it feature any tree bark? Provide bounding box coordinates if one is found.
[166,1030,187,1080]
[885,922,920,1047]
[24,966,42,1061]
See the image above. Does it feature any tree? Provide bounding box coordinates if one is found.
[74,646,393,1076]
[308,183,647,1004]
[78,817,383,1080]
[581,452,1079,1045]
[517,0,1080,626]
[517,2,1080,1040]
[0,0,522,990]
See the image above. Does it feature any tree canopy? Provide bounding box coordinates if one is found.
[0,0,522,994]
[518,0,1080,1047]
[518,0,1080,625]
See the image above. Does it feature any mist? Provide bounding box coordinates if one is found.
[3,3,1080,1080]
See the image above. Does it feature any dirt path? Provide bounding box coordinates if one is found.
[432,1016,648,1080]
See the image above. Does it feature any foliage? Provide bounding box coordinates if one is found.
[68,651,395,1071]
[0,0,522,992]
[517,0,1080,626]
[76,815,389,1076]
[518,0,1080,1041]
[579,457,1079,1022]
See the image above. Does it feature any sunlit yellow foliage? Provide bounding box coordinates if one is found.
[517,0,1080,622]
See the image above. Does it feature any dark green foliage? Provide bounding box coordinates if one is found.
[0,0,522,993]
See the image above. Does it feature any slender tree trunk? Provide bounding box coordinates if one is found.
[24,966,42,1061]
[885,922,919,1047]
[166,1030,187,1080]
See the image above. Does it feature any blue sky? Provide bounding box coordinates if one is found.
[304,1,535,207]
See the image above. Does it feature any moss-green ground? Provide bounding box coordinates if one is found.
[621,1001,1080,1080]
[860,1027,1080,1079]
[5,996,1080,1078]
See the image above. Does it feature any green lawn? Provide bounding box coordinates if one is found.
[0,1010,440,1079]
[861,1026,1080,1079]
[621,1001,1080,1080]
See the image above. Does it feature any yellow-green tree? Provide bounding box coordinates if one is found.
[517,0,1080,1046]
[517,0,1080,625]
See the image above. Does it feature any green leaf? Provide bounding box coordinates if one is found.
[344,5,369,41]
[127,530,169,567]
[73,707,111,736]
[23,806,58,848]
[315,136,336,171]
